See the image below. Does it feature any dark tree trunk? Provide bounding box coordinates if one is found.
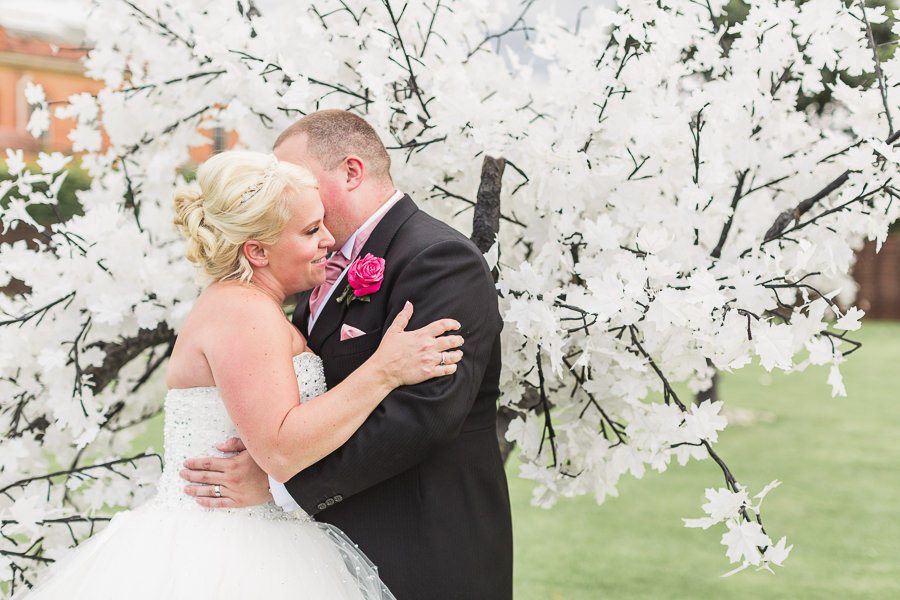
[471,156,505,258]
[469,156,521,463]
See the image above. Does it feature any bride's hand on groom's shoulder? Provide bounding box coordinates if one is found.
[373,301,465,389]
[180,437,274,508]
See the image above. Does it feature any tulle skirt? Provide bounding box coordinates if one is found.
[22,500,394,599]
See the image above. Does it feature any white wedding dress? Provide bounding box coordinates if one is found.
[23,353,395,600]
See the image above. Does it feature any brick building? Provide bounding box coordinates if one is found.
[0,9,100,158]
[0,11,97,294]
[0,10,231,161]
[0,6,233,251]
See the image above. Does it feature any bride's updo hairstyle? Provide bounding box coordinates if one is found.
[173,150,317,283]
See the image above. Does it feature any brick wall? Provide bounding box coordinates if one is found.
[0,26,101,157]
[852,236,900,319]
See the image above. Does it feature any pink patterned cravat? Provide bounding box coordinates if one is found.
[308,252,351,317]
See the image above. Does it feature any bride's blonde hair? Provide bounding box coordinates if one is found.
[173,150,318,283]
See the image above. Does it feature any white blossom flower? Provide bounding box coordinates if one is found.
[36,152,72,174]
[4,149,26,176]
[834,306,864,331]
[26,108,50,139]
[23,81,45,106]
[721,520,771,566]
[69,124,103,152]
[827,362,847,397]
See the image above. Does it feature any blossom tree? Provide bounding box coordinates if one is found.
[2,0,899,592]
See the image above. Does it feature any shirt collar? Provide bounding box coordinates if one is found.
[337,190,404,260]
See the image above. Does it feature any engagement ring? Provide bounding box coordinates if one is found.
[214,484,221,498]
[440,352,446,366]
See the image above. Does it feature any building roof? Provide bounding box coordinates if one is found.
[0,0,88,45]
[0,27,86,63]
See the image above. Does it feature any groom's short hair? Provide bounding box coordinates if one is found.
[274,110,392,182]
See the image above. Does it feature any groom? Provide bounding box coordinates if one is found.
[183,110,513,599]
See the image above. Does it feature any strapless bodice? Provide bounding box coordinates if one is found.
[154,353,326,518]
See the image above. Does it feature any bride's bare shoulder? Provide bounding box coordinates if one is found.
[179,282,291,348]
[192,281,282,319]
[167,283,296,388]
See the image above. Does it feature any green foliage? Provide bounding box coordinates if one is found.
[718,1,898,114]
[178,164,197,184]
[723,0,751,24]
[720,1,900,235]
[0,162,89,227]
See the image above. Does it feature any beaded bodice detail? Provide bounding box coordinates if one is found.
[154,352,326,519]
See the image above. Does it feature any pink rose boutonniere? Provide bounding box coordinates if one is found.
[336,253,385,306]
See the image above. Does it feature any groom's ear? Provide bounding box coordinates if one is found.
[343,155,365,191]
[242,240,268,267]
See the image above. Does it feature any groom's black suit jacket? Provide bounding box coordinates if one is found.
[287,196,513,600]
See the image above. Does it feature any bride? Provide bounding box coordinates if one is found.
[21,150,463,599]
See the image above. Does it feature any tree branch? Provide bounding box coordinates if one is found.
[381,0,433,120]
[764,181,886,244]
[711,169,749,259]
[860,0,894,138]
[465,0,536,61]
[0,293,76,327]
[0,453,162,498]
[762,170,851,243]
[430,184,525,227]
[81,323,176,395]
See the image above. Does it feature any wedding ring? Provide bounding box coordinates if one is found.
[440,352,446,366]
[214,484,221,498]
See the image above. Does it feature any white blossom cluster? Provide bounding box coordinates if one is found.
[1,0,898,589]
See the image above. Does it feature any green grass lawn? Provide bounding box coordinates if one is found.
[509,320,900,600]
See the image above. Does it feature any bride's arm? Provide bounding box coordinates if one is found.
[206,294,461,483]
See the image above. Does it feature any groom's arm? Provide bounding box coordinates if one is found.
[282,236,501,514]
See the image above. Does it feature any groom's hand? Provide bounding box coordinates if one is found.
[180,437,273,508]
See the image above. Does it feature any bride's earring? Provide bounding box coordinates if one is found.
[243,240,269,268]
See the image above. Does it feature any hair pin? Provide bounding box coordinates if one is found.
[240,155,279,204]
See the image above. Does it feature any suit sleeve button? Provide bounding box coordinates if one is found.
[317,503,327,511]
[334,495,343,502]
[325,498,335,506]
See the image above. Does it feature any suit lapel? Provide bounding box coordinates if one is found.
[356,195,417,265]
[308,270,350,347]
[307,196,418,349]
